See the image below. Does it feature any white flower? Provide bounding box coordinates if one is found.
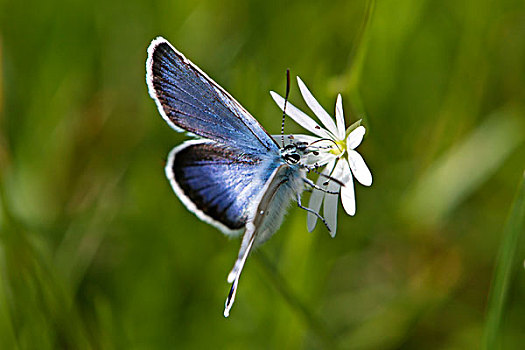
[270,77,372,236]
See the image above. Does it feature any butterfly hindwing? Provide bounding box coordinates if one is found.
[147,37,279,155]
[166,140,279,235]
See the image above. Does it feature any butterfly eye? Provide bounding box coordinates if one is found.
[284,153,301,164]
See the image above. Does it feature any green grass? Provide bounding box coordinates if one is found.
[483,173,525,350]
[1,0,525,348]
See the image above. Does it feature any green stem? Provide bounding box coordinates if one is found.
[347,0,375,92]
[255,252,338,349]
[346,0,375,126]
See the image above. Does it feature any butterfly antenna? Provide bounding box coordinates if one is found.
[309,137,343,153]
[281,69,291,147]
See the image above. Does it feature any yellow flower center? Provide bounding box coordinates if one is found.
[327,119,362,158]
[330,139,346,157]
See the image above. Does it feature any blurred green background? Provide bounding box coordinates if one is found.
[1,0,525,348]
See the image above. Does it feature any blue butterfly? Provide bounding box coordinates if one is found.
[146,37,332,317]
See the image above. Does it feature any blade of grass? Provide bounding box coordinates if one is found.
[345,0,375,124]
[403,110,524,227]
[0,185,20,350]
[482,171,525,349]
[255,251,338,349]
[347,0,375,92]
[0,177,93,349]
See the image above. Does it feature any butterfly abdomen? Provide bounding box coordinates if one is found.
[253,165,306,245]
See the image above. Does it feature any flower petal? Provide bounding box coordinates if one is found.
[305,152,336,167]
[346,126,366,150]
[270,91,332,139]
[324,159,345,237]
[335,94,346,140]
[307,159,336,232]
[340,161,356,215]
[297,77,339,138]
[347,149,372,186]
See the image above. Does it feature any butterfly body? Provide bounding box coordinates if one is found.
[246,160,306,246]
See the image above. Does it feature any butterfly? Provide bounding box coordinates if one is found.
[146,37,334,317]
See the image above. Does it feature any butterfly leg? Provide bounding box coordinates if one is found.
[296,193,332,233]
[302,177,339,194]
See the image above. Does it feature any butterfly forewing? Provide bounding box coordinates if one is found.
[147,37,279,154]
